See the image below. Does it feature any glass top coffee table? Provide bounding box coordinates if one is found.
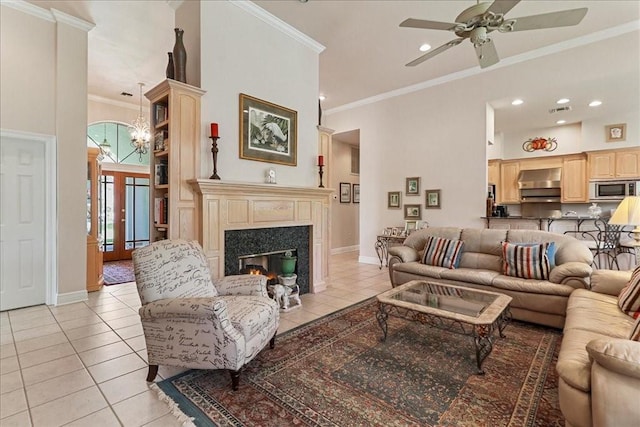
[376,280,512,374]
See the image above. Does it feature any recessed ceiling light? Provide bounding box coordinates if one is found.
[419,44,431,52]
[556,120,566,124]
[557,98,570,104]
[319,95,326,101]
[511,99,524,106]
[589,100,602,107]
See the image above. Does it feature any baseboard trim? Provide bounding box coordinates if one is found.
[331,245,359,255]
[358,256,380,266]
[56,290,88,306]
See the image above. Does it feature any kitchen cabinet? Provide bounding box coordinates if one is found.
[588,148,640,180]
[562,154,588,202]
[488,159,500,198]
[500,161,520,204]
[616,150,640,178]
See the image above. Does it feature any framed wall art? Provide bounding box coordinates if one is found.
[352,184,360,203]
[605,123,626,142]
[340,182,351,203]
[425,189,441,209]
[239,93,297,166]
[406,177,420,196]
[404,204,422,220]
[388,191,401,209]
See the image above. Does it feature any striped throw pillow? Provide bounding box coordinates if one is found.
[421,236,464,269]
[502,242,551,280]
[630,316,640,341]
[618,265,640,319]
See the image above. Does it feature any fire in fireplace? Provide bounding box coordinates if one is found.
[239,249,297,286]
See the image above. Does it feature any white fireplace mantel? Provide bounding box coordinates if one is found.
[189,179,333,293]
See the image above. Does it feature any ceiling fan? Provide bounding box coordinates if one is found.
[400,0,588,69]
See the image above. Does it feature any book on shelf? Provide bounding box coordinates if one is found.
[153,195,169,225]
[154,161,168,185]
[154,104,168,124]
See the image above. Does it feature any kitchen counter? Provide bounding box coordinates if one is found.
[482,216,607,232]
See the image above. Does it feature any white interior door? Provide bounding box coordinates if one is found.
[0,136,47,311]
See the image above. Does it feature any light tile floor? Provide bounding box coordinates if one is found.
[0,251,390,426]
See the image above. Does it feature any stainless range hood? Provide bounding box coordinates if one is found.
[518,167,562,218]
[518,167,562,190]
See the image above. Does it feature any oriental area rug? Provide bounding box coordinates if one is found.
[103,260,135,285]
[154,299,563,427]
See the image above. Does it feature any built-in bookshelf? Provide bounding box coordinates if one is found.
[145,79,205,242]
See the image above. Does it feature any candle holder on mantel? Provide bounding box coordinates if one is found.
[318,155,325,188]
[209,136,221,180]
[318,164,325,188]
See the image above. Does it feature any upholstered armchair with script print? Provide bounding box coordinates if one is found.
[132,239,279,390]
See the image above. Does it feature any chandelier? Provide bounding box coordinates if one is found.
[99,122,112,155]
[129,82,151,161]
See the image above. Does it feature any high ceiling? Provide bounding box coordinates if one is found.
[26,0,640,134]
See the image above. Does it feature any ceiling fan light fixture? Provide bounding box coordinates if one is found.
[557,98,570,104]
[589,100,602,107]
[419,43,431,52]
[511,99,524,106]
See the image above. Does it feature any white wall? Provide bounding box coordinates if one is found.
[502,123,582,159]
[1,4,92,300]
[326,30,639,264]
[198,1,320,185]
[331,139,359,251]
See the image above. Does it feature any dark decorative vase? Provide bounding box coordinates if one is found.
[165,52,174,79]
[172,28,187,83]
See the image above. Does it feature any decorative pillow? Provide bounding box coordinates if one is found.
[502,242,551,280]
[618,265,640,318]
[516,241,557,270]
[421,236,464,269]
[630,316,640,341]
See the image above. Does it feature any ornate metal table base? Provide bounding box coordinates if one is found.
[375,235,405,269]
[376,302,511,374]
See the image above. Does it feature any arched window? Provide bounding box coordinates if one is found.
[87,121,150,165]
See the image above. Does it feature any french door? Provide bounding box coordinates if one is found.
[100,171,150,261]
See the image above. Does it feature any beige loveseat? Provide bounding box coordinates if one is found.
[556,269,640,427]
[388,227,593,328]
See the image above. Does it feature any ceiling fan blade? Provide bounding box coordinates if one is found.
[400,18,458,31]
[406,38,464,67]
[508,8,588,31]
[486,0,521,16]
[475,39,500,69]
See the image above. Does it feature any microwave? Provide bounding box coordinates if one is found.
[589,180,640,201]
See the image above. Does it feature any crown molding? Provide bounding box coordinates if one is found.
[326,20,640,115]
[229,0,325,54]
[1,1,94,30]
[51,9,95,32]
[1,0,55,22]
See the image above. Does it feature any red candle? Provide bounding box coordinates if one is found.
[318,155,324,166]
[210,123,219,138]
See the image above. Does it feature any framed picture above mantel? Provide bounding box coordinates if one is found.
[239,94,297,166]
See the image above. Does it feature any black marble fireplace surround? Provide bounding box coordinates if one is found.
[224,226,310,294]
